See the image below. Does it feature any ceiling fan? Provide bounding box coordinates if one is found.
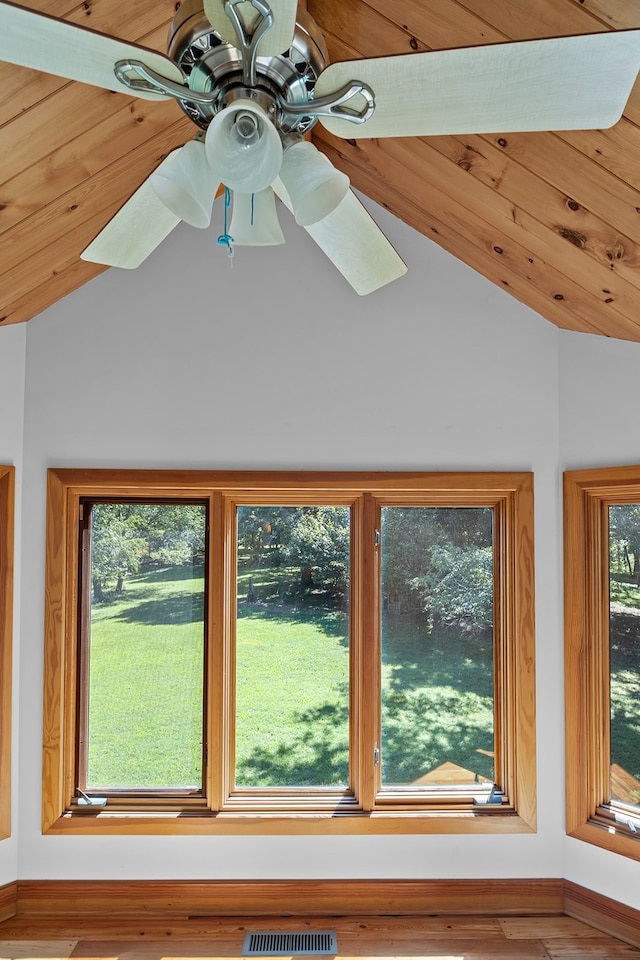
[2,0,640,296]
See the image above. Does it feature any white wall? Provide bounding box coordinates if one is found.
[0,322,26,885]
[16,198,564,880]
[560,329,640,909]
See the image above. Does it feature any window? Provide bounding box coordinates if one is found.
[565,466,640,860]
[43,469,536,834]
[0,466,14,840]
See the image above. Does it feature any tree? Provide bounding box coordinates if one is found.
[410,542,494,633]
[91,505,145,598]
[381,506,493,631]
[285,506,350,594]
[90,502,206,598]
[610,504,640,580]
[237,505,297,566]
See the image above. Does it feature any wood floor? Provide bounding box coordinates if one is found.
[0,915,638,960]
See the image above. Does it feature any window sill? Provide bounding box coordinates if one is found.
[44,807,535,835]
[568,815,640,862]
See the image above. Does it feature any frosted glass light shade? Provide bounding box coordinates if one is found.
[230,189,285,246]
[149,140,218,228]
[279,140,349,226]
[205,99,283,193]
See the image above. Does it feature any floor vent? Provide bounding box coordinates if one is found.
[242,930,337,956]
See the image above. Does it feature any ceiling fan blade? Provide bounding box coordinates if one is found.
[0,0,184,98]
[81,153,184,269]
[315,29,640,139]
[203,0,298,57]
[273,180,406,295]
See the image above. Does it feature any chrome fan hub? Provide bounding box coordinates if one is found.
[167,0,328,133]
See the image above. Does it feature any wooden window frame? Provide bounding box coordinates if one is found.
[43,468,536,835]
[565,465,640,861]
[0,466,14,841]
[75,498,210,802]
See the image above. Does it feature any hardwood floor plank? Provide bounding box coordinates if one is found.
[69,940,552,960]
[70,943,243,960]
[0,914,637,960]
[0,942,77,959]
[542,938,640,958]
[0,917,504,942]
[500,917,605,939]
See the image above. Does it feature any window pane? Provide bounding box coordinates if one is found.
[235,505,350,789]
[608,505,640,811]
[85,502,206,790]
[380,507,494,788]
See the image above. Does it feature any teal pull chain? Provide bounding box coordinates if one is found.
[216,187,234,257]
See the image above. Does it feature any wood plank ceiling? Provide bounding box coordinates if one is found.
[1,0,640,338]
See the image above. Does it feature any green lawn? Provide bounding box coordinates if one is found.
[86,567,497,791]
[86,566,205,788]
[609,578,640,783]
[235,607,349,787]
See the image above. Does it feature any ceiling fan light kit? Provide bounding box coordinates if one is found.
[279,139,350,226]
[3,0,640,295]
[230,188,285,246]
[204,96,283,193]
[149,139,218,228]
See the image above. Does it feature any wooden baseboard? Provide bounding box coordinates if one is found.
[15,879,564,918]
[0,882,17,922]
[564,879,640,949]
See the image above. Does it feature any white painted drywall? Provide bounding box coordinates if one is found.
[0,321,26,886]
[16,196,564,881]
[560,328,640,909]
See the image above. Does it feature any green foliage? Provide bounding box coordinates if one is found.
[411,543,494,632]
[91,506,145,594]
[90,502,205,596]
[381,506,493,633]
[610,503,640,580]
[285,506,350,592]
[237,504,350,600]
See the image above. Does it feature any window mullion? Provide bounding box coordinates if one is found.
[75,500,93,796]
[586,495,611,811]
[492,497,507,800]
[211,492,236,808]
[205,491,224,811]
[358,493,380,811]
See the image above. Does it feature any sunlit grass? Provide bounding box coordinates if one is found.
[87,568,205,788]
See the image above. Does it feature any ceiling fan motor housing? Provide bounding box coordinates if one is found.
[167,0,328,135]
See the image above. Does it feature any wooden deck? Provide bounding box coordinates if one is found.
[0,914,639,960]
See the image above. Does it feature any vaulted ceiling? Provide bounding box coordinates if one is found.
[1,0,640,339]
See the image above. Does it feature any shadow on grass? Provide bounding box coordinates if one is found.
[110,591,204,626]
[238,602,349,644]
[237,697,350,788]
[236,682,493,788]
[237,615,494,788]
[382,614,494,700]
[138,563,205,584]
[96,571,495,787]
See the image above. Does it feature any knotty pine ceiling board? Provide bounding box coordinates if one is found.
[1,0,640,338]
[309,0,640,340]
